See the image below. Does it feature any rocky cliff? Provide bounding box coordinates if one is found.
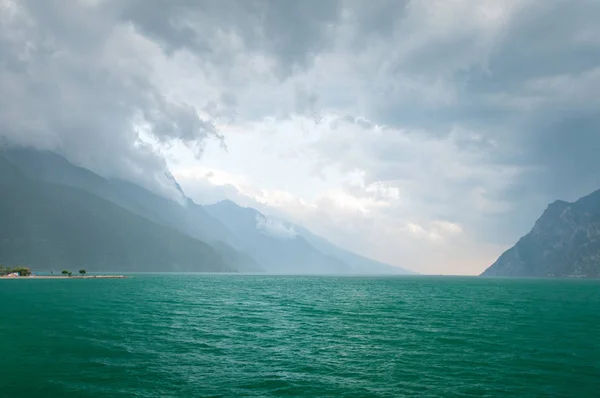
[481,189,600,278]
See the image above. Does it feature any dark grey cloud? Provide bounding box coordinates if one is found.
[119,0,342,78]
[0,0,223,199]
[309,0,600,244]
[0,0,346,197]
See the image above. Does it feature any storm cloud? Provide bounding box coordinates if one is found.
[0,0,224,199]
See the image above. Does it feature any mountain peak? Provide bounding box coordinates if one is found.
[164,171,186,197]
[574,188,600,215]
[540,199,571,219]
[482,187,600,278]
[216,199,242,208]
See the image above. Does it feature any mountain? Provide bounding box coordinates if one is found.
[0,155,235,272]
[205,200,350,274]
[481,189,600,278]
[293,224,413,274]
[205,200,411,274]
[3,147,411,275]
[2,148,232,242]
[212,205,411,274]
[2,148,262,272]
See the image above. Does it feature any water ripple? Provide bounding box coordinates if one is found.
[1,275,599,397]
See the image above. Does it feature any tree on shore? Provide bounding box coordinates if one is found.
[11,266,32,276]
[62,270,70,276]
[0,265,31,276]
[79,269,87,276]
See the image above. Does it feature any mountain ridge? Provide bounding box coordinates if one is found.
[204,201,352,274]
[0,154,236,272]
[2,147,411,274]
[205,200,412,274]
[2,147,262,272]
[481,189,600,278]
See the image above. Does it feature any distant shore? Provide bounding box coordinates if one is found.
[0,275,126,279]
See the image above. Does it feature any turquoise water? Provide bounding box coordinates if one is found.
[1,275,599,397]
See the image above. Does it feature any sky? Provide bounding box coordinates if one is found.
[1,0,599,275]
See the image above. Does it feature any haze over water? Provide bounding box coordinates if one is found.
[2,275,599,397]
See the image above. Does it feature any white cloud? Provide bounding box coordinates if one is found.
[255,215,297,240]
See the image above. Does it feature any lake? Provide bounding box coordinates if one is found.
[1,275,599,397]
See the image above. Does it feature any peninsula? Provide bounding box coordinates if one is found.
[0,275,127,279]
[0,266,126,279]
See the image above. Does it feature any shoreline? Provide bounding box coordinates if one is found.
[0,275,126,279]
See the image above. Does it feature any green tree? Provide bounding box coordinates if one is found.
[79,269,87,276]
[0,265,7,276]
[68,272,72,277]
[61,270,69,276]
[11,266,32,276]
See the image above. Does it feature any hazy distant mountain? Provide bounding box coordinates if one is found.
[205,200,411,274]
[205,200,350,274]
[293,224,413,275]
[3,148,261,272]
[482,189,600,278]
[3,148,231,241]
[0,155,235,272]
[2,147,411,275]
